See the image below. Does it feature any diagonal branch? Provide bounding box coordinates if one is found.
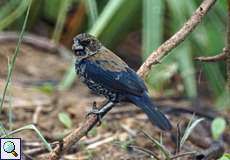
[137,0,216,78]
[48,0,217,159]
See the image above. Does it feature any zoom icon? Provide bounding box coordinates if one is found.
[0,138,21,160]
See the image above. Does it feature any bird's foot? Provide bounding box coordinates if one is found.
[86,101,103,126]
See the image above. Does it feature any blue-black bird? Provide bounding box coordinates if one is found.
[72,33,172,131]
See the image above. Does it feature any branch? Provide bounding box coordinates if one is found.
[195,49,227,62]
[48,0,217,159]
[137,0,216,78]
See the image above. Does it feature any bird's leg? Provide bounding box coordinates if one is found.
[86,101,114,126]
[87,101,102,125]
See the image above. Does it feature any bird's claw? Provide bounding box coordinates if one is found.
[86,101,103,126]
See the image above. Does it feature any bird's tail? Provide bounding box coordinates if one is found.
[127,93,172,131]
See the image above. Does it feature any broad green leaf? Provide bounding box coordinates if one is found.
[0,0,30,30]
[142,0,165,92]
[85,0,98,27]
[167,0,197,98]
[0,0,20,20]
[211,117,226,140]
[58,112,73,128]
[43,0,62,22]
[52,0,72,43]
[142,0,164,60]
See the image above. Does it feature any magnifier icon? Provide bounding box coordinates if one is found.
[3,141,18,157]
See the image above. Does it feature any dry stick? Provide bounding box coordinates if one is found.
[137,0,216,78]
[227,0,230,92]
[48,0,216,159]
[195,50,227,62]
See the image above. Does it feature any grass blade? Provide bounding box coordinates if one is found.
[0,0,29,30]
[167,0,197,98]
[85,0,98,27]
[3,124,52,152]
[140,130,171,160]
[0,0,32,112]
[180,117,204,148]
[142,0,164,60]
[7,58,13,131]
[52,0,72,43]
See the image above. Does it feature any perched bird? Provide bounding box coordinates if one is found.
[72,33,172,131]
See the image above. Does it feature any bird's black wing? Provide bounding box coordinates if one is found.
[82,59,147,96]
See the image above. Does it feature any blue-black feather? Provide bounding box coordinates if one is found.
[127,92,172,130]
[80,59,146,96]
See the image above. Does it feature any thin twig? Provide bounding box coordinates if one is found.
[195,51,227,62]
[32,105,42,125]
[176,123,181,154]
[137,0,216,78]
[0,2,32,112]
[48,0,217,159]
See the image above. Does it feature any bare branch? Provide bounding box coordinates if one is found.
[137,0,216,78]
[195,51,227,62]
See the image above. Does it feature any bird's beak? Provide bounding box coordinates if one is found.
[74,45,84,51]
[72,42,84,51]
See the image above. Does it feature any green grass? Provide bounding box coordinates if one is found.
[0,0,30,30]
[52,0,72,43]
[0,0,52,152]
[0,0,32,113]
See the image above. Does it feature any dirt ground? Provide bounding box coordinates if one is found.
[0,41,229,160]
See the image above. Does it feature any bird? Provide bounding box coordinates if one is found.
[72,33,172,131]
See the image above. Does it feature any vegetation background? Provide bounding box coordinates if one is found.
[0,0,229,159]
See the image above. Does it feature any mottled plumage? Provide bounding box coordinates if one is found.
[73,33,172,131]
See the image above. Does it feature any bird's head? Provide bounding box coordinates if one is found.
[72,33,101,59]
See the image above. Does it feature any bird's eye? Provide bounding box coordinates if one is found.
[80,39,90,46]
[74,49,85,56]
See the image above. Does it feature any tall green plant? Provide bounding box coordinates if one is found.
[52,0,72,43]
[167,0,197,98]
[0,0,30,30]
[0,0,32,112]
[142,0,164,60]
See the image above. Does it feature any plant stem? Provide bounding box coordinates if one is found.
[0,0,32,112]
